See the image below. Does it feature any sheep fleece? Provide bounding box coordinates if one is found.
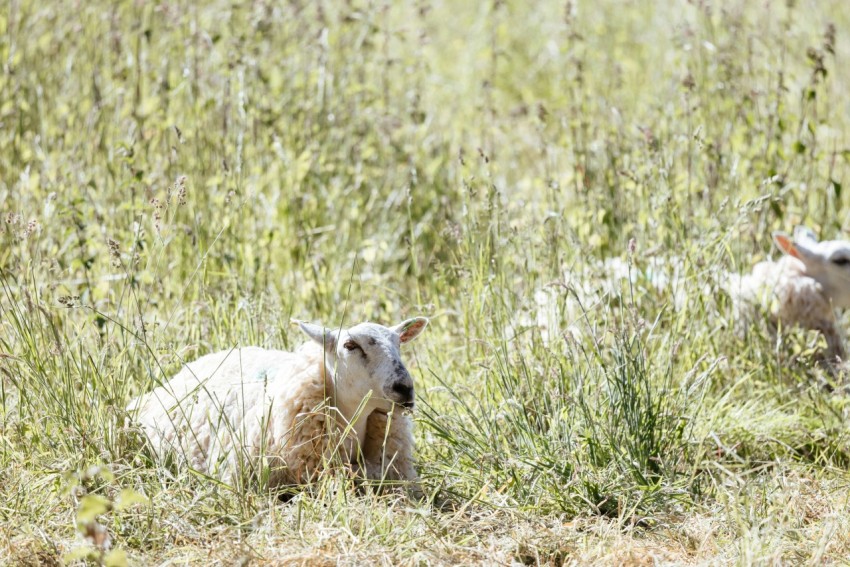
[730,255,844,358]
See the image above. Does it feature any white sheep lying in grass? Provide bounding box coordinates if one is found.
[727,227,850,362]
[127,317,429,492]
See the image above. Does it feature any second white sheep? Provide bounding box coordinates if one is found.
[727,226,850,362]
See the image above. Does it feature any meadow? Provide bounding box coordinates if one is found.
[2,0,850,564]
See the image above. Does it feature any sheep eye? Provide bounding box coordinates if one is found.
[832,257,850,267]
[343,340,362,352]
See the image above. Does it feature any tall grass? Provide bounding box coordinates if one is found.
[2,0,850,563]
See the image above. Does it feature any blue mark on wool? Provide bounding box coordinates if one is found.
[255,369,270,381]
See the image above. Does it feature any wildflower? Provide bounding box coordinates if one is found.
[824,23,836,55]
[107,238,121,267]
[151,197,163,232]
[176,175,187,205]
[58,296,81,308]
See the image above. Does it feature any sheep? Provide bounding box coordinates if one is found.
[726,226,850,362]
[512,255,690,345]
[127,317,429,493]
[516,226,850,358]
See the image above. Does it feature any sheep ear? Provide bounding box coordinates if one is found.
[393,317,429,344]
[292,319,336,351]
[773,232,802,259]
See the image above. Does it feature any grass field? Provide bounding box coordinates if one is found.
[3,0,850,564]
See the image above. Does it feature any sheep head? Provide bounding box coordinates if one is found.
[774,226,850,308]
[292,317,429,414]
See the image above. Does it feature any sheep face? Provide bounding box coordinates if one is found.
[774,227,850,308]
[294,318,429,413]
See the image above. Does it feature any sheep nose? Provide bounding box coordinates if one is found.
[391,382,414,407]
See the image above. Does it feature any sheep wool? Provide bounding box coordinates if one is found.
[726,227,850,361]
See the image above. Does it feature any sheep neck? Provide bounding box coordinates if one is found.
[319,358,374,450]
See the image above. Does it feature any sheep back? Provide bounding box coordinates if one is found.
[128,343,336,487]
[733,257,829,321]
[728,256,843,358]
